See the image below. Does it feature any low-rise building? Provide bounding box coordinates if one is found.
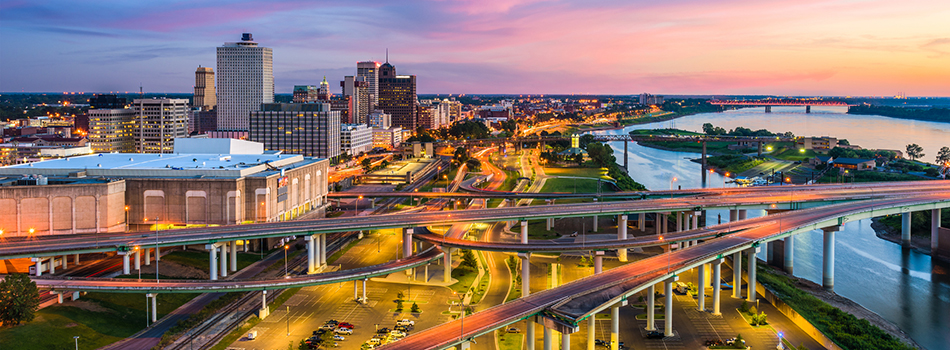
[372,127,403,150]
[341,124,372,156]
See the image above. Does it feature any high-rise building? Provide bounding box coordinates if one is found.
[318,76,331,101]
[357,61,380,109]
[340,124,372,156]
[293,85,318,103]
[249,103,340,159]
[87,94,134,153]
[133,98,189,153]
[341,76,370,124]
[378,60,418,131]
[194,66,216,109]
[216,33,273,133]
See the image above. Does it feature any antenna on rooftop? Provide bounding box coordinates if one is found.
[139,84,143,95]
[386,48,389,63]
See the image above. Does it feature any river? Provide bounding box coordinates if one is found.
[592,107,950,350]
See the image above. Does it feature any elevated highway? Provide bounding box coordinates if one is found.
[380,192,950,350]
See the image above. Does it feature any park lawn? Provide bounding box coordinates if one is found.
[498,332,524,350]
[542,166,610,180]
[540,178,613,194]
[707,154,766,174]
[450,265,479,295]
[161,250,259,272]
[772,147,817,162]
[525,220,562,240]
[0,291,198,350]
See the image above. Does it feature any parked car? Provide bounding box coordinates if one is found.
[395,319,415,326]
[390,330,407,338]
[705,339,725,346]
[646,330,665,339]
[338,322,354,329]
[325,319,339,325]
[335,327,353,335]
[394,325,412,332]
[366,338,381,345]
[313,329,327,336]
[319,324,335,330]
[333,334,346,341]
[377,327,391,334]
[595,339,608,347]
[507,327,521,333]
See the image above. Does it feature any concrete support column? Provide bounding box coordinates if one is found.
[617,215,628,262]
[527,321,536,350]
[543,327,552,350]
[521,221,529,244]
[732,251,741,298]
[729,209,738,222]
[155,247,160,261]
[738,209,747,220]
[74,254,80,265]
[62,255,67,269]
[561,330,570,350]
[35,259,43,277]
[676,212,682,232]
[902,212,912,246]
[144,248,151,266]
[933,209,942,254]
[594,251,604,274]
[610,305,619,350]
[147,293,157,323]
[587,316,596,349]
[747,247,757,302]
[593,215,598,232]
[307,236,316,274]
[362,279,367,302]
[49,258,56,275]
[646,285,656,331]
[784,236,795,274]
[219,242,228,278]
[443,248,453,282]
[134,249,141,271]
[664,277,675,337]
[697,262,706,311]
[712,258,722,315]
[230,240,238,272]
[319,234,327,266]
[638,213,645,230]
[520,252,531,297]
[208,246,218,281]
[661,214,668,234]
[823,226,838,291]
[354,280,359,301]
[403,228,414,258]
[57,292,64,304]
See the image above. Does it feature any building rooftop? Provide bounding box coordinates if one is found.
[0,152,320,179]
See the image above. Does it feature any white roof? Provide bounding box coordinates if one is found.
[0,153,307,178]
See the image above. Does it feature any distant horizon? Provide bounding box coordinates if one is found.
[2,1,949,96]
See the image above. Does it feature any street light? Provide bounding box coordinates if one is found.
[670,177,677,198]
[74,336,79,350]
[284,245,289,278]
[286,305,290,336]
[356,195,363,216]
[452,291,466,342]
[125,206,129,232]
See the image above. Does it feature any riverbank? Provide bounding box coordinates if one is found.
[758,266,921,349]
[869,218,950,263]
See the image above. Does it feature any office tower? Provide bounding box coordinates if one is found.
[368,110,391,129]
[249,103,340,158]
[133,98,189,153]
[88,94,135,153]
[216,33,273,133]
[340,124,372,156]
[194,66,216,108]
[293,85,318,103]
[378,60,418,130]
[341,76,370,124]
[357,61,380,109]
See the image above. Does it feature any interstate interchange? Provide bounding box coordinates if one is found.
[4,180,950,349]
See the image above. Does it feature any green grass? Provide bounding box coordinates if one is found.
[0,291,198,350]
[772,147,817,162]
[540,178,613,193]
[818,170,924,183]
[449,265,479,295]
[420,167,459,192]
[498,331,524,350]
[542,166,610,179]
[524,220,562,240]
[707,154,766,174]
[208,316,261,350]
[756,266,914,350]
[639,140,739,154]
[161,250,259,272]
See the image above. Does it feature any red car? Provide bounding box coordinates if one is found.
[338,322,354,329]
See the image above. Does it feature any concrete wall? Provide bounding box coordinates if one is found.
[0,180,126,236]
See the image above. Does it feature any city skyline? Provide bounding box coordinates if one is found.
[1,0,949,95]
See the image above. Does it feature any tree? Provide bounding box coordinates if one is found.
[937,146,950,164]
[579,134,596,149]
[397,291,405,300]
[465,158,481,171]
[0,273,40,326]
[411,302,420,313]
[361,158,372,172]
[906,143,924,161]
[573,153,584,166]
[396,300,404,311]
[460,249,478,269]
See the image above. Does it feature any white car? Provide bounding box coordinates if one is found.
[395,319,415,326]
[389,330,407,338]
[333,334,345,341]
[335,327,353,335]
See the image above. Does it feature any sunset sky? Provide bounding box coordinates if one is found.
[2,0,949,95]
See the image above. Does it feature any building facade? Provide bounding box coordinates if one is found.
[194,66,216,108]
[356,61,380,110]
[372,126,403,150]
[293,85,318,103]
[378,61,418,130]
[341,124,372,156]
[368,110,391,129]
[216,33,274,132]
[88,107,135,153]
[249,103,341,159]
[341,76,370,123]
[133,98,189,153]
